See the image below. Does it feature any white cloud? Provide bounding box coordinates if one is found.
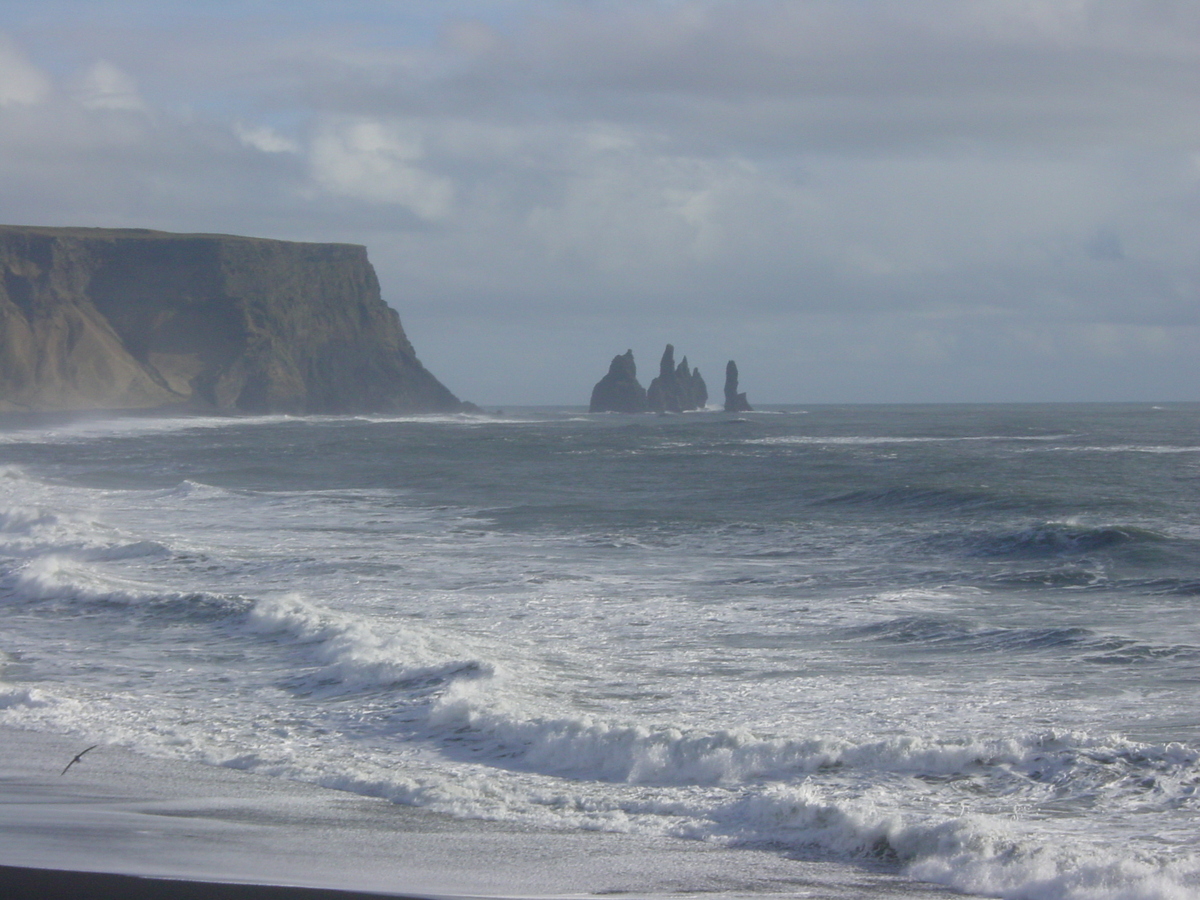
[309,119,453,220]
[236,123,300,154]
[76,61,146,111]
[523,140,748,272]
[0,33,50,107]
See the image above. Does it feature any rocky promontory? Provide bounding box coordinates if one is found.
[0,225,465,414]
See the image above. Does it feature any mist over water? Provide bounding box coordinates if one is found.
[1,404,1198,899]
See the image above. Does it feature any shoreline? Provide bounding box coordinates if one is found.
[0,726,955,899]
[0,864,426,900]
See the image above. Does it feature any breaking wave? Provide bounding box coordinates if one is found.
[965,523,1167,558]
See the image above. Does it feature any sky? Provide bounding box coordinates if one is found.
[0,0,1197,406]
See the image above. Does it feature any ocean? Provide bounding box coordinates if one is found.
[0,404,1197,899]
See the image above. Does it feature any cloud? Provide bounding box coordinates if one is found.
[75,60,146,111]
[369,0,1200,153]
[0,32,50,106]
[309,118,454,220]
[236,123,300,154]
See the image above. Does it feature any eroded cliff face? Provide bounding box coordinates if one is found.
[0,226,464,413]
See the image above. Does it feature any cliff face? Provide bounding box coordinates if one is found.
[0,226,463,414]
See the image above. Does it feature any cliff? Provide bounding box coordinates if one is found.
[0,225,464,414]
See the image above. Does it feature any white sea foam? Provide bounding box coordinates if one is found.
[424,679,1200,798]
[155,479,240,501]
[242,594,494,693]
[747,434,1070,446]
[0,684,57,710]
[701,783,1200,900]
[0,414,297,444]
[0,505,58,535]
[904,820,1200,900]
[1045,444,1200,454]
[351,413,543,426]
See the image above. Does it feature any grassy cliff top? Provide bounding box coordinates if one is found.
[0,224,365,251]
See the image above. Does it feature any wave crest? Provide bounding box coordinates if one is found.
[970,523,1165,558]
[243,594,493,694]
[711,784,1200,900]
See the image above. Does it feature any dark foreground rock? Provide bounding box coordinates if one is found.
[589,349,647,413]
[0,225,465,414]
[723,360,752,412]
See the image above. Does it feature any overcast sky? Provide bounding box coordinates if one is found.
[0,1,1197,405]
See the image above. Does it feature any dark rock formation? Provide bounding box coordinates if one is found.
[723,360,752,412]
[589,349,647,413]
[674,356,708,409]
[0,225,465,413]
[646,344,707,413]
[689,364,708,410]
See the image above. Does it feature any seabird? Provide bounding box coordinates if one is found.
[60,745,98,776]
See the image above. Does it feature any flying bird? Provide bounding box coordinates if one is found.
[60,744,98,776]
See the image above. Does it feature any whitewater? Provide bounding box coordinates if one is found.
[0,404,1197,899]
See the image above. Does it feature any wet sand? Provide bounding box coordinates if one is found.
[0,727,956,900]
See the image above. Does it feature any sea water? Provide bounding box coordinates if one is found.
[0,404,1197,899]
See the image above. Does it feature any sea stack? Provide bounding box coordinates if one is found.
[723,361,752,412]
[589,349,648,413]
[0,225,466,414]
[646,344,707,413]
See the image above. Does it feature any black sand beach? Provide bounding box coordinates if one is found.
[0,864,424,900]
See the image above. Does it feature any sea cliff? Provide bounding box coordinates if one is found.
[0,225,464,414]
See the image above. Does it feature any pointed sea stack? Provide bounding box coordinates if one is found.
[589,349,647,413]
[690,365,708,410]
[646,344,707,413]
[675,356,709,409]
[723,361,752,412]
